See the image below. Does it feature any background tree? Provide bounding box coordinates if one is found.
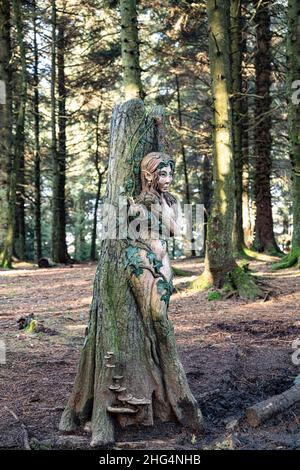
[252,0,279,254]
[51,0,69,263]
[275,0,300,268]
[192,0,262,299]
[1,0,27,268]
[0,0,12,262]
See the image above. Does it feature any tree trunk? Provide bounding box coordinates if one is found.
[33,0,42,261]
[231,0,245,253]
[240,3,252,248]
[191,0,262,300]
[0,0,12,263]
[15,144,26,259]
[252,0,279,254]
[1,0,27,267]
[90,106,105,262]
[120,0,143,100]
[59,100,203,447]
[175,74,196,257]
[51,0,69,263]
[277,0,300,268]
[74,191,86,261]
[202,155,212,254]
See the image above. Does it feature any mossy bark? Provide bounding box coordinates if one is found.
[191,0,262,300]
[59,100,203,447]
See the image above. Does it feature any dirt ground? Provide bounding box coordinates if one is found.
[0,256,299,450]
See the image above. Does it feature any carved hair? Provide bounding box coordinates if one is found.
[141,152,176,206]
[140,152,175,193]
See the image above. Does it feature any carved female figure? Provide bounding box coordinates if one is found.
[125,152,202,427]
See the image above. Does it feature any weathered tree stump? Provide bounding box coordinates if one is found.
[246,384,300,427]
[59,99,203,447]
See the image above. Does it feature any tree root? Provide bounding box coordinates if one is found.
[190,265,263,300]
[272,247,300,270]
[227,266,264,300]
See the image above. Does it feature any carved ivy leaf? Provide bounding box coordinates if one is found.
[147,251,163,273]
[157,278,173,304]
[124,246,143,277]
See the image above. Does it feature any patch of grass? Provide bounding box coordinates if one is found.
[172,266,194,277]
[207,291,222,301]
[189,274,212,292]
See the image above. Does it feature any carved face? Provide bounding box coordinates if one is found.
[156,164,173,193]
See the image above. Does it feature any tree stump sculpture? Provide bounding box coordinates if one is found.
[59,99,204,447]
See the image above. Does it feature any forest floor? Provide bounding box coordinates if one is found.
[0,255,300,450]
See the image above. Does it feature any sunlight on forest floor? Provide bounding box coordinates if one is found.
[0,257,299,450]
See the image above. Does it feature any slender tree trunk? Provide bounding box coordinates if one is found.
[231,0,245,253]
[192,0,262,299]
[15,150,26,259]
[252,0,279,253]
[202,155,212,252]
[1,0,27,267]
[120,0,143,100]
[288,0,300,259]
[175,74,196,257]
[275,0,300,268]
[51,0,69,263]
[59,100,203,447]
[0,0,12,262]
[241,21,252,248]
[90,106,105,262]
[33,0,42,260]
[74,191,86,261]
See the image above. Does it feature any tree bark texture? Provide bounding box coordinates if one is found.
[287,0,300,260]
[120,0,143,100]
[51,0,69,263]
[1,0,27,267]
[59,100,203,447]
[0,0,12,260]
[246,385,300,427]
[253,0,279,253]
[203,0,236,285]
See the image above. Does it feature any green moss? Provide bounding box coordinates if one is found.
[207,291,222,301]
[229,266,262,300]
[272,247,300,270]
[30,438,52,450]
[189,273,212,292]
[172,267,193,277]
[25,319,37,333]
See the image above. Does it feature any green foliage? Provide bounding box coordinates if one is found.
[207,291,221,301]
